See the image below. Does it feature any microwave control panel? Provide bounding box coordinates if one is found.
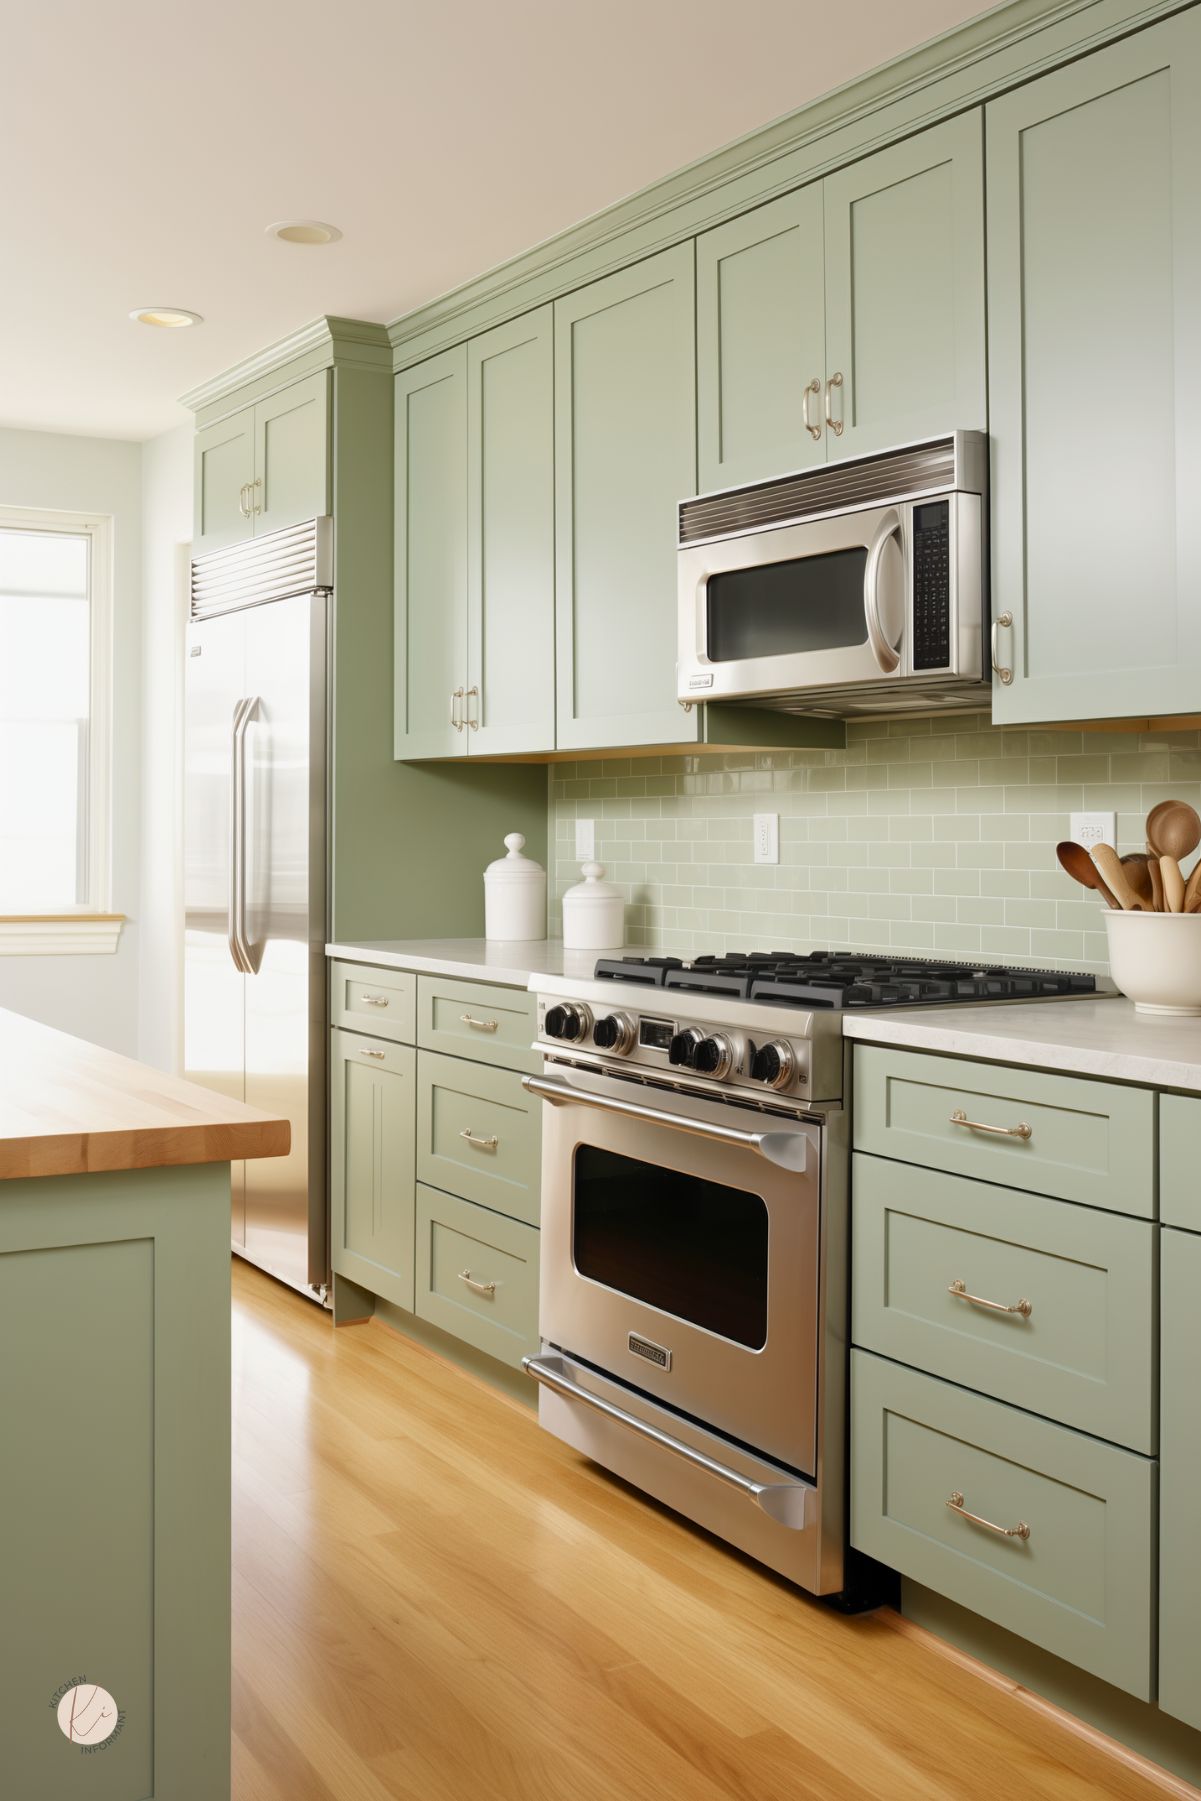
[911,499,951,670]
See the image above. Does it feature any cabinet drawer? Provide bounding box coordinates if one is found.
[417,1051,541,1227]
[416,975,537,1073]
[851,1351,1154,1698]
[414,1185,539,1369]
[330,960,416,1044]
[1161,1094,1201,1232]
[853,1045,1154,1216]
[852,1154,1155,1451]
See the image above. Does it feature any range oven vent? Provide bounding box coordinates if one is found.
[678,434,978,546]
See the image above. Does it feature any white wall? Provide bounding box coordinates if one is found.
[0,428,144,1052]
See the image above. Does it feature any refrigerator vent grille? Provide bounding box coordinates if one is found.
[190,516,333,618]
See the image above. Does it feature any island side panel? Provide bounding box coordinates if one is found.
[0,1163,232,1801]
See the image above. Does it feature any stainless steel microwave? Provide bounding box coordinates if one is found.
[677,432,989,715]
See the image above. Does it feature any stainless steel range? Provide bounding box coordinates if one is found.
[522,952,1098,1599]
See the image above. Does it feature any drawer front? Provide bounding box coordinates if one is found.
[414,1185,539,1369]
[851,1351,1154,1698]
[1161,1094,1201,1232]
[853,1045,1154,1216]
[330,960,416,1044]
[416,975,538,1073]
[417,1051,541,1227]
[852,1154,1156,1451]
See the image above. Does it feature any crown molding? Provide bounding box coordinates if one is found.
[180,316,391,416]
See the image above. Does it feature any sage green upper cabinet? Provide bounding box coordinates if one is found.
[555,245,698,750]
[696,186,826,492]
[252,371,330,535]
[467,308,555,755]
[194,409,255,555]
[824,112,985,459]
[987,12,1201,723]
[394,346,468,760]
[193,371,330,557]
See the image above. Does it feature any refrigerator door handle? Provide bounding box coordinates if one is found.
[233,696,263,975]
[228,698,252,973]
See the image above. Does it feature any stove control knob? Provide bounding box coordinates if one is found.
[544,1002,592,1043]
[668,1027,704,1069]
[750,1040,795,1090]
[693,1032,735,1079]
[593,1012,635,1054]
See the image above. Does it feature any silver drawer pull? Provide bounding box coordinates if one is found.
[950,1107,1032,1141]
[360,1047,386,1060]
[459,1129,499,1152]
[458,1269,497,1298]
[360,994,390,1007]
[947,1490,1030,1541]
[460,1012,499,1033]
[949,1278,1032,1319]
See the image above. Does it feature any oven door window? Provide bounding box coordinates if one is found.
[572,1145,768,1349]
[706,548,868,662]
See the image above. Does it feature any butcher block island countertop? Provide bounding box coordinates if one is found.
[0,1005,289,1179]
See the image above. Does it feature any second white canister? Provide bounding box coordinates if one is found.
[561,861,626,951]
[483,833,547,941]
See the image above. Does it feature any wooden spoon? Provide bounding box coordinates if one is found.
[1161,855,1186,913]
[1092,843,1145,910]
[1184,861,1201,914]
[1146,799,1201,863]
[1120,852,1157,910]
[1056,840,1119,908]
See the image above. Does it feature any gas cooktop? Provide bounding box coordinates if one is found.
[593,950,1098,1011]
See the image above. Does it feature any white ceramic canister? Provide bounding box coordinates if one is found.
[483,833,547,942]
[561,861,626,951]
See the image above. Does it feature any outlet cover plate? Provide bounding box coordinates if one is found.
[575,817,595,860]
[753,813,780,865]
[1070,811,1116,850]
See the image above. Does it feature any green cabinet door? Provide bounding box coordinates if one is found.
[394,347,469,760]
[987,12,1201,723]
[330,1029,417,1311]
[554,245,699,751]
[194,407,254,555]
[252,371,329,536]
[1160,1225,1201,1732]
[824,111,986,459]
[466,308,555,754]
[696,185,826,491]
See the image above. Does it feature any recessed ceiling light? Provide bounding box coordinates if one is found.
[129,307,203,329]
[266,219,342,246]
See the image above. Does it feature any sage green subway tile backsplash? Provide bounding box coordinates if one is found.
[549,717,1201,972]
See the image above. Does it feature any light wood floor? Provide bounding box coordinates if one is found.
[231,1259,1181,1801]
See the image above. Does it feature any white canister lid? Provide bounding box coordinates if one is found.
[561,861,622,909]
[484,832,546,886]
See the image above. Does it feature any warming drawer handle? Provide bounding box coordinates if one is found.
[523,1354,813,1530]
[520,1074,808,1173]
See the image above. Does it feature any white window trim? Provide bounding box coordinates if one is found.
[0,504,123,955]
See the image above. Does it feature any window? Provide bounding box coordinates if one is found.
[0,507,119,952]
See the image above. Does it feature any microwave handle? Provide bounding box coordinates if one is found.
[864,508,903,674]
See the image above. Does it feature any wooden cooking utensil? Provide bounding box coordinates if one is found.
[1056,840,1119,907]
[1091,843,1145,910]
[1148,855,1165,910]
[1146,799,1201,863]
[1119,852,1156,909]
[1161,855,1186,913]
[1184,861,1201,914]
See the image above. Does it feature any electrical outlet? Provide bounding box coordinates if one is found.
[1070,811,1116,850]
[575,817,596,860]
[753,813,780,865]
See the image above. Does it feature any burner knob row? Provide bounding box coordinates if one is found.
[544,1002,592,1043]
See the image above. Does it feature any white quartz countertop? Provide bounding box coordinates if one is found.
[843,996,1201,1094]
[326,938,650,989]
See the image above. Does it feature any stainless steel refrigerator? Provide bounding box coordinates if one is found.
[184,518,331,1302]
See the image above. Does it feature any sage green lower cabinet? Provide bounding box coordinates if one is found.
[330,1027,417,1309]
[554,244,698,750]
[253,370,330,535]
[329,958,416,1043]
[416,973,539,1075]
[852,1153,1156,1451]
[852,1045,1154,1215]
[851,1350,1155,1699]
[987,9,1201,723]
[1,1164,231,1800]
[414,1184,539,1370]
[1160,1094,1201,1231]
[1160,1226,1201,1731]
[417,1050,541,1227]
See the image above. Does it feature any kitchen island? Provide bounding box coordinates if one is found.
[0,1008,287,1801]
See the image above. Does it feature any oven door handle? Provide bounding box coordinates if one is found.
[521,1074,808,1172]
[523,1354,813,1530]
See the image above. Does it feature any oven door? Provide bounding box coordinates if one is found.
[532,1066,822,1475]
[677,501,909,702]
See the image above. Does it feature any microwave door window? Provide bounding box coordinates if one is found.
[572,1145,768,1349]
[705,548,869,662]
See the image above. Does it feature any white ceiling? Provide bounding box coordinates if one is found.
[3,0,994,441]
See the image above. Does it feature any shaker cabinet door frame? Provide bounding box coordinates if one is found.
[252,371,330,537]
[194,409,255,557]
